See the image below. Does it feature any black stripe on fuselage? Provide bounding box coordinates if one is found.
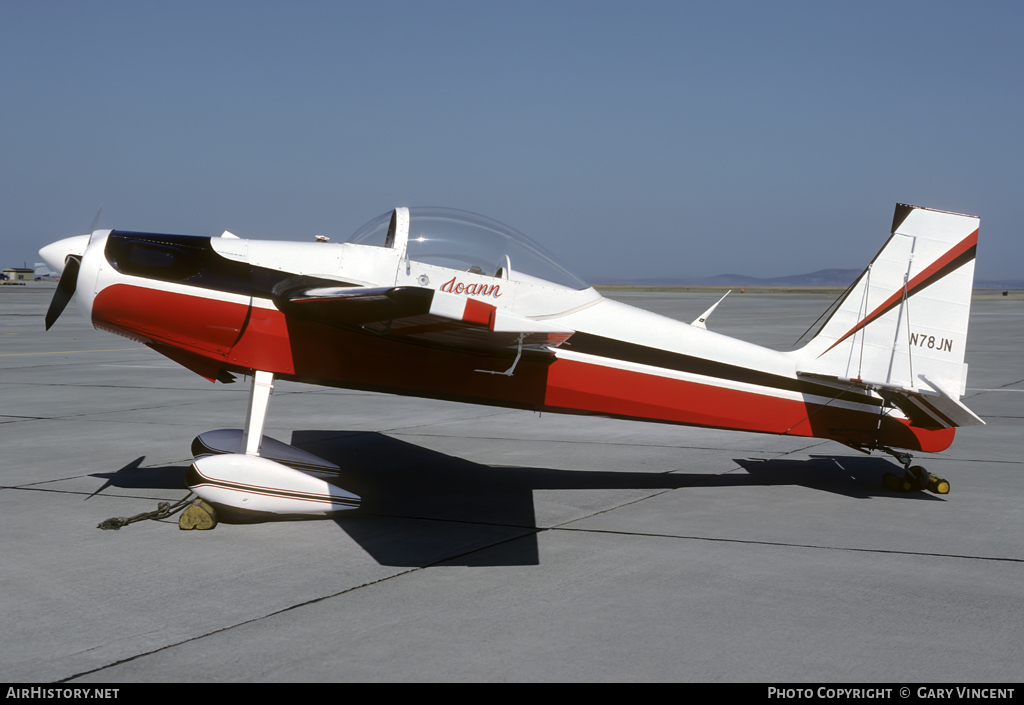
[564,332,882,407]
[104,231,357,299]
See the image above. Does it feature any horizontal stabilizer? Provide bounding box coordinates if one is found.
[796,370,984,429]
[916,375,986,428]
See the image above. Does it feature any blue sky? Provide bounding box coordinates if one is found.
[2,1,1021,282]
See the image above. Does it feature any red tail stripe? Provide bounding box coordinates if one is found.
[819,229,978,356]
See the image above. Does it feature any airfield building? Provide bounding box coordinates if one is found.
[2,268,34,282]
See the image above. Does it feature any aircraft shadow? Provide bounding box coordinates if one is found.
[291,430,709,567]
[728,455,946,501]
[89,437,939,567]
[88,456,188,496]
[293,431,940,567]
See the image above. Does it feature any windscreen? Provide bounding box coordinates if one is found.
[348,207,589,290]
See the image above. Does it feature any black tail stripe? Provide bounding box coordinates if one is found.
[853,244,978,334]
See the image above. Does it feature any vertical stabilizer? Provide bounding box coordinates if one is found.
[796,204,979,400]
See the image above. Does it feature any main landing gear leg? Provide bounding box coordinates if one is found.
[875,446,950,495]
[181,370,275,530]
[186,370,361,522]
[243,370,275,457]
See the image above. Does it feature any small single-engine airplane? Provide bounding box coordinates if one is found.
[40,204,983,520]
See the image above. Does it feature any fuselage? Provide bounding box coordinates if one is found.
[48,227,954,453]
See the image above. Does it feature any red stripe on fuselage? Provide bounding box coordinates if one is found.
[544,358,952,452]
[93,284,249,355]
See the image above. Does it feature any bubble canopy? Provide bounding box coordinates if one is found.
[347,207,589,290]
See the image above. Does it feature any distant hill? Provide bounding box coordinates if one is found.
[597,269,862,287]
[976,279,1024,290]
[595,269,1024,289]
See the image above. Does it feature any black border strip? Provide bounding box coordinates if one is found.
[105,231,358,299]
[185,465,359,507]
[565,333,882,407]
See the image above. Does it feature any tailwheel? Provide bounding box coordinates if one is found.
[881,465,950,495]
[864,445,951,496]
[908,465,951,495]
[907,465,929,491]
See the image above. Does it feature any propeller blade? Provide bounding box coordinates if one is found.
[89,205,103,234]
[44,255,81,330]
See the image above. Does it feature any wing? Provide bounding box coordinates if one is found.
[271,276,574,355]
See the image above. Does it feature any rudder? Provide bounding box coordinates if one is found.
[797,204,979,401]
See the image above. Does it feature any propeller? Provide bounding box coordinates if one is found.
[89,205,103,234]
[44,255,81,330]
[42,206,100,330]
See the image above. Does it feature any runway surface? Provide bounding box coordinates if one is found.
[1,284,1021,682]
